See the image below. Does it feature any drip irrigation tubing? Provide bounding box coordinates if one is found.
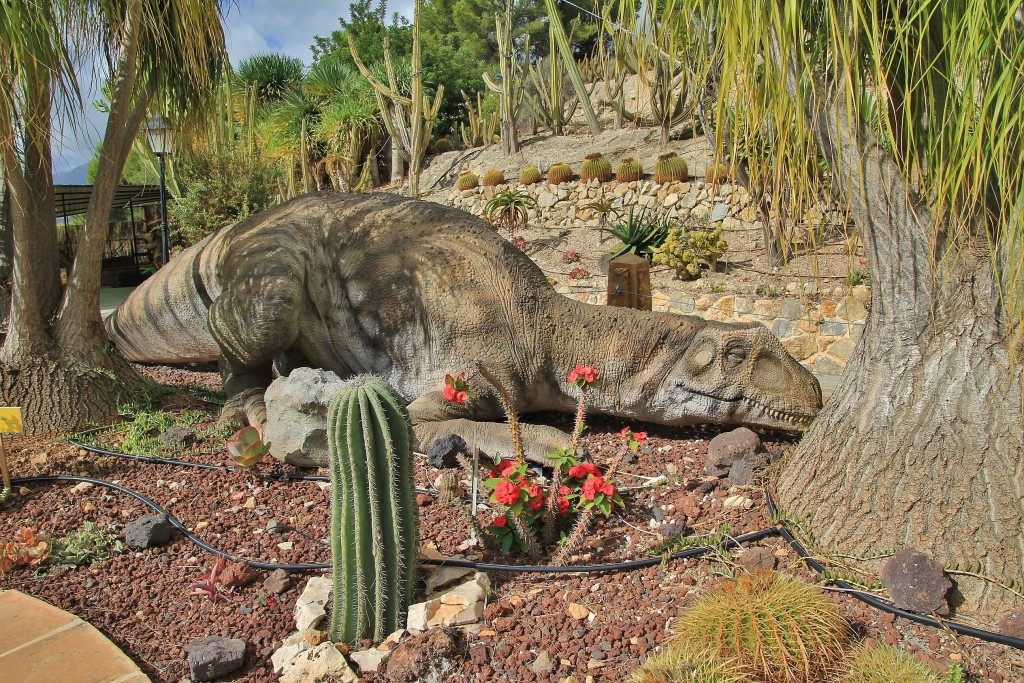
[9,473,776,575]
[764,490,1024,651]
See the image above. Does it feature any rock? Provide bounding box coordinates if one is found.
[658,521,687,538]
[384,627,463,683]
[649,506,665,522]
[722,494,754,510]
[264,569,292,595]
[272,630,323,674]
[294,577,333,631]
[728,453,767,486]
[280,642,358,683]
[881,548,952,614]
[264,367,348,467]
[426,433,468,470]
[425,565,475,595]
[125,513,173,549]
[162,425,197,449]
[350,647,390,674]
[706,427,761,477]
[185,636,246,681]
[738,547,777,572]
[532,650,555,675]
[70,482,94,494]
[567,602,591,620]
[266,519,287,535]
[998,611,1024,639]
[219,561,259,588]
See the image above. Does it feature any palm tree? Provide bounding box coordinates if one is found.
[0,0,227,434]
[700,0,1023,620]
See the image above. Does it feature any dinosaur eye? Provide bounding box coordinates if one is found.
[724,342,748,370]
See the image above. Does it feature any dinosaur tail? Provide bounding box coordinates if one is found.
[104,231,225,364]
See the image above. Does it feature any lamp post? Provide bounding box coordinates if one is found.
[146,113,174,266]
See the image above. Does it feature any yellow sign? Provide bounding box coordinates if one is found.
[0,408,23,433]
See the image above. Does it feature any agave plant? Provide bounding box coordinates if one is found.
[601,206,671,260]
[485,189,537,236]
[226,426,271,471]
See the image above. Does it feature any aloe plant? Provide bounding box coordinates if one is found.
[327,376,418,644]
[601,207,671,260]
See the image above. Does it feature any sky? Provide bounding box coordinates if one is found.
[52,0,415,177]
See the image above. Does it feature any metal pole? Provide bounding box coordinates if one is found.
[157,153,169,265]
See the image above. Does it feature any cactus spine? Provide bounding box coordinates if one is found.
[327,376,418,644]
[580,153,613,182]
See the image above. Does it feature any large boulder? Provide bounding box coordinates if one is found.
[264,368,347,467]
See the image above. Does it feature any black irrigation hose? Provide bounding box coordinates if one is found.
[764,490,1024,651]
[9,474,777,575]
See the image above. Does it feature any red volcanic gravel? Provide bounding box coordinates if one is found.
[1,365,1021,682]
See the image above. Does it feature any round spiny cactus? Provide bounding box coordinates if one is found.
[519,166,542,185]
[841,645,942,683]
[670,571,848,683]
[456,171,479,191]
[704,162,731,184]
[653,152,689,184]
[628,647,744,683]
[483,168,506,187]
[433,137,454,154]
[616,157,644,182]
[580,152,613,183]
[547,162,573,185]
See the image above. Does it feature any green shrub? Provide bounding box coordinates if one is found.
[580,153,613,182]
[601,207,671,260]
[653,226,728,279]
[519,166,542,185]
[616,157,643,182]
[483,168,506,186]
[653,152,689,184]
[456,171,479,191]
[841,645,942,683]
[547,162,573,184]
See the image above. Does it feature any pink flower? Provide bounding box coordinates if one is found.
[492,514,507,527]
[490,460,517,478]
[494,481,522,506]
[633,432,647,444]
[568,365,598,385]
[443,372,470,403]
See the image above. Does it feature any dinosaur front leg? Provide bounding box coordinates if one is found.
[408,392,571,465]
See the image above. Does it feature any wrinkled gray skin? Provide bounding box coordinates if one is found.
[106,193,821,462]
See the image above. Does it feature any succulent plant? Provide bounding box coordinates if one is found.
[653,152,689,184]
[546,162,573,185]
[226,426,270,470]
[580,152,613,183]
[327,376,418,644]
[841,645,942,683]
[1,527,52,573]
[653,226,728,279]
[519,166,542,185]
[616,157,643,182]
[668,571,848,683]
[628,646,745,683]
[601,207,671,261]
[456,171,479,191]
[483,168,506,187]
[433,137,454,154]
[704,162,731,184]
[485,189,537,235]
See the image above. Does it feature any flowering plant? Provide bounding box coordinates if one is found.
[443,372,472,404]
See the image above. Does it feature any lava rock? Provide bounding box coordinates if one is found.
[426,434,468,470]
[264,367,347,467]
[186,636,246,681]
[649,506,665,522]
[881,548,952,614]
[161,426,197,449]
[125,513,173,549]
[998,611,1024,639]
[738,547,777,572]
[220,561,260,588]
[706,427,761,477]
[658,521,688,538]
[264,569,292,595]
[384,626,463,683]
[727,453,768,486]
[531,650,554,675]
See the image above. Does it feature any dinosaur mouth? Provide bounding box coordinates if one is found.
[742,397,815,427]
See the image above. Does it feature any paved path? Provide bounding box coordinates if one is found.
[0,590,151,683]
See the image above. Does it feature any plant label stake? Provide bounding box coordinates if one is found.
[0,407,24,491]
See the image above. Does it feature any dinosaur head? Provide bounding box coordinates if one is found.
[652,322,822,431]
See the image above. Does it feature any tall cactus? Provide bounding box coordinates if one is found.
[545,0,600,134]
[483,0,523,155]
[327,376,418,644]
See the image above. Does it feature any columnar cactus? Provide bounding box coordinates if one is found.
[519,166,542,185]
[580,153,613,182]
[654,152,689,184]
[327,376,418,644]
[547,162,573,185]
[616,157,643,182]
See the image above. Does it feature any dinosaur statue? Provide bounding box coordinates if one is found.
[106,192,821,462]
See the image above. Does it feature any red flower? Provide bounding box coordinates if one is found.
[568,463,600,479]
[530,495,545,511]
[494,481,522,506]
[492,514,507,527]
[557,497,570,514]
[619,427,631,439]
[568,364,598,385]
[600,480,616,497]
[490,460,517,478]
[443,384,468,404]
[582,475,606,501]
[633,432,647,444]
[527,484,543,500]
[559,485,571,496]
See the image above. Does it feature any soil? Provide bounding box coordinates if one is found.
[1,365,1023,683]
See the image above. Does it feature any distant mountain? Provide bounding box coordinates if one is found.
[54,162,90,185]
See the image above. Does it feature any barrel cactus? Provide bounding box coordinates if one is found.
[519,166,542,185]
[433,137,454,154]
[547,162,573,185]
[616,157,643,182]
[483,168,506,187]
[456,171,479,191]
[704,162,731,184]
[327,376,418,644]
[653,152,689,184]
[580,153,613,182]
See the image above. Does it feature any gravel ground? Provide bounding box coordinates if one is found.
[1,366,1022,682]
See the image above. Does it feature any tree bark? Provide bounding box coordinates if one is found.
[777,92,1024,619]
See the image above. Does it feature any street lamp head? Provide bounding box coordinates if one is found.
[146,113,174,156]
